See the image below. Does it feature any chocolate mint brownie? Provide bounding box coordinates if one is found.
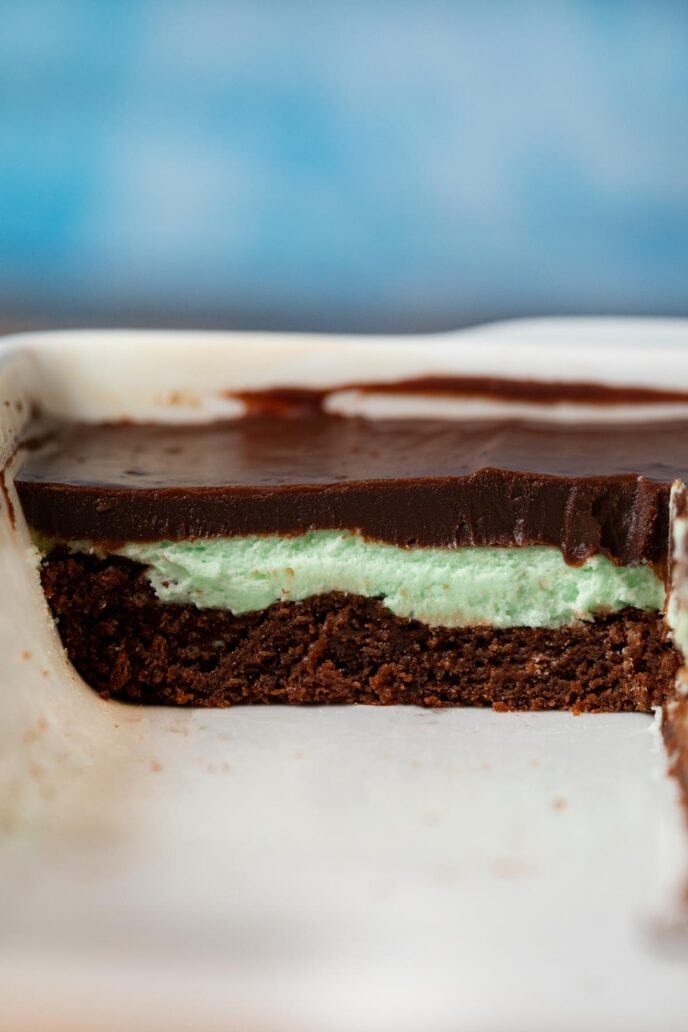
[14,394,688,711]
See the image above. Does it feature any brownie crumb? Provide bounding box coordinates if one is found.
[40,551,680,711]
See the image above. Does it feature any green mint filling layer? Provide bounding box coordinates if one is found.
[103,531,666,629]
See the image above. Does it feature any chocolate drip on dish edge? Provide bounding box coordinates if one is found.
[232,376,688,416]
[15,413,688,569]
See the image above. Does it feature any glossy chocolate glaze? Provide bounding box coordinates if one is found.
[14,413,688,567]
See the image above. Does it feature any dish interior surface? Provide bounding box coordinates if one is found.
[3,322,688,1031]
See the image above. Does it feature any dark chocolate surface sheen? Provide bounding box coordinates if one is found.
[14,415,688,566]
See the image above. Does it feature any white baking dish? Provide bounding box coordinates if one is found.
[2,319,688,1032]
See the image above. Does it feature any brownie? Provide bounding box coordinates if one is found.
[15,399,688,714]
[41,551,679,711]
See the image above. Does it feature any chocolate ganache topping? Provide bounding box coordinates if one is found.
[14,411,688,569]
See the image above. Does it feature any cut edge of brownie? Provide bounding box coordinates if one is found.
[663,699,688,803]
[40,550,680,712]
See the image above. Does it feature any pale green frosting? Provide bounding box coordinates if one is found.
[98,532,667,629]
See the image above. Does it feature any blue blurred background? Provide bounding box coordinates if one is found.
[1,1,687,332]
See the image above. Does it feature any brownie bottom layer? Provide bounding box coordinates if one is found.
[41,552,680,711]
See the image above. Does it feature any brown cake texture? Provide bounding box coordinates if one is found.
[41,550,679,712]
